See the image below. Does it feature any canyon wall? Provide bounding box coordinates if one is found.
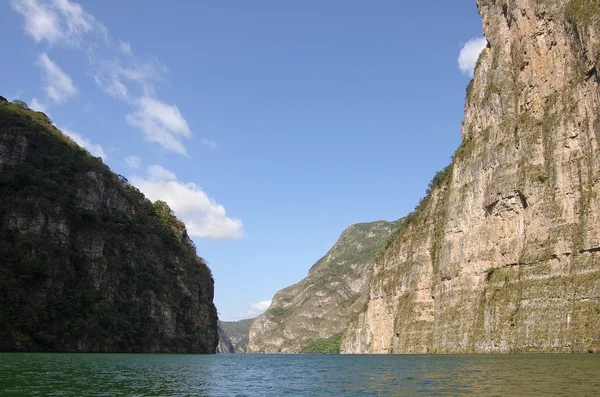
[249,221,400,353]
[0,99,218,353]
[342,0,600,354]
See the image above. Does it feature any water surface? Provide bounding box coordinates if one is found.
[1,353,599,396]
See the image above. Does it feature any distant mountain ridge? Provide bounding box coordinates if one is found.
[248,220,401,353]
[217,318,254,353]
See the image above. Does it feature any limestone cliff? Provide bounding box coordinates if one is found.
[217,323,236,353]
[342,0,600,354]
[248,220,400,353]
[217,318,254,353]
[0,99,218,353]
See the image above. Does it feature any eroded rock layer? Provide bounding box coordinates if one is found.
[249,221,400,353]
[342,0,600,354]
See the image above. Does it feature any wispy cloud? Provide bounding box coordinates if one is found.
[11,0,62,44]
[11,0,106,47]
[126,97,192,155]
[61,126,107,159]
[201,139,218,150]
[94,58,167,101]
[94,71,130,102]
[118,39,132,56]
[37,52,77,103]
[52,0,107,42]
[13,0,194,156]
[458,37,487,77]
[131,165,243,240]
[125,155,142,169]
[147,164,177,181]
[29,97,50,114]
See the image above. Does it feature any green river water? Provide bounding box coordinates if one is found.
[1,353,599,396]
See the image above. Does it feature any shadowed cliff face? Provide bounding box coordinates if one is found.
[248,221,401,353]
[217,318,254,353]
[217,323,236,353]
[0,100,218,353]
[342,0,600,354]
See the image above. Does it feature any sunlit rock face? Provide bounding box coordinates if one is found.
[248,221,401,353]
[342,0,600,354]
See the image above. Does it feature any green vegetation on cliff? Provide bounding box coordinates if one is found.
[342,0,600,355]
[218,318,254,353]
[382,164,452,254]
[565,0,600,26]
[0,99,218,353]
[248,220,401,353]
[301,333,344,354]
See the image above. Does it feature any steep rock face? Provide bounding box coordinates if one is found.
[248,221,400,353]
[0,101,218,353]
[216,323,235,353]
[217,318,254,353]
[342,0,600,354]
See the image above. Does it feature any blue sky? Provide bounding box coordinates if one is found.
[1,0,486,320]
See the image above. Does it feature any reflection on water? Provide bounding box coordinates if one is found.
[1,353,599,396]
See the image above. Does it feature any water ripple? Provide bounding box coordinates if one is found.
[1,353,599,396]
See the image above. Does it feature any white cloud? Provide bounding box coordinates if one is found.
[125,155,142,169]
[11,0,106,46]
[93,59,167,102]
[251,300,272,311]
[126,96,192,155]
[130,165,243,240]
[94,60,192,154]
[118,60,168,96]
[228,300,273,320]
[52,0,106,41]
[13,0,192,156]
[94,74,130,102]
[458,37,487,77]
[118,39,132,56]
[11,0,61,44]
[29,98,49,114]
[147,164,177,181]
[37,52,77,103]
[201,139,218,150]
[61,127,107,159]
